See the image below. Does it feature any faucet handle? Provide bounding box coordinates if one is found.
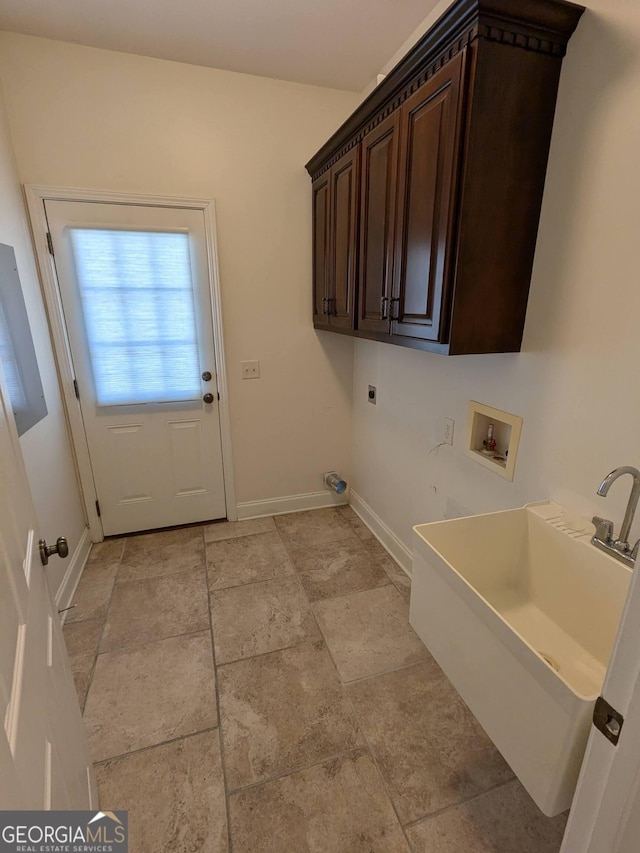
[592,516,614,544]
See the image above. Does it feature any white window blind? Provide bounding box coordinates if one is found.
[69,229,201,406]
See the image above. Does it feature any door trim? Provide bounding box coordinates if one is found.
[24,185,237,541]
[55,526,92,617]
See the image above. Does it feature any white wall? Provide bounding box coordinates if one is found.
[2,0,639,565]
[0,79,86,598]
[0,35,360,510]
[351,0,640,554]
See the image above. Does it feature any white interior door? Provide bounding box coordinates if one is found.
[45,200,227,536]
[0,357,95,809]
[560,551,640,852]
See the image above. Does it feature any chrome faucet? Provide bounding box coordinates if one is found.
[592,466,640,567]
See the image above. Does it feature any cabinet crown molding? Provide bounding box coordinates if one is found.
[305,0,584,180]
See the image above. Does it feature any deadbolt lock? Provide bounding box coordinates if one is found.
[39,536,69,566]
[202,371,212,381]
[203,393,214,404]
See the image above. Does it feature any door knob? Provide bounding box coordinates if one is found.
[203,393,214,404]
[39,536,69,566]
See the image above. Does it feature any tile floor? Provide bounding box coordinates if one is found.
[63,507,568,852]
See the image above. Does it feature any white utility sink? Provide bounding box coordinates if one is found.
[410,501,631,816]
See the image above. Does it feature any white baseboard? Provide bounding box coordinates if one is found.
[236,490,348,520]
[349,490,413,577]
[55,527,92,620]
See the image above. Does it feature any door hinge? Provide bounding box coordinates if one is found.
[73,379,80,399]
[593,695,624,745]
[95,500,101,518]
[46,232,54,256]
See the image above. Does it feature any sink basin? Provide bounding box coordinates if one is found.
[410,501,631,816]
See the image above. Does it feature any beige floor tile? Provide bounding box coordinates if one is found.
[206,531,293,590]
[68,652,95,711]
[65,562,118,624]
[63,618,103,657]
[229,748,409,853]
[392,582,411,604]
[379,556,412,602]
[365,538,391,558]
[100,569,209,652]
[73,518,542,851]
[313,586,427,681]
[337,505,358,521]
[290,538,391,601]
[211,576,319,664]
[204,516,275,543]
[347,661,514,823]
[84,631,217,762]
[97,731,228,853]
[406,780,567,852]
[118,527,204,582]
[349,516,376,542]
[86,538,126,569]
[218,640,362,789]
[274,508,357,546]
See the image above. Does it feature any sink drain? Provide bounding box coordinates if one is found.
[539,651,560,672]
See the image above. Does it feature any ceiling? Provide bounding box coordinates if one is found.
[0,0,441,91]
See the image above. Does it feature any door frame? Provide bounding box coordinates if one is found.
[24,185,237,541]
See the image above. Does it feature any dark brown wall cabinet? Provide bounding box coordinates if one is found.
[358,113,399,335]
[306,0,584,355]
[313,148,360,332]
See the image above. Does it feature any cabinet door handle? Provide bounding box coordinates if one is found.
[389,297,400,322]
[380,297,389,320]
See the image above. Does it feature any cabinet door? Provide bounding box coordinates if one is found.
[392,50,465,342]
[328,147,360,330]
[312,172,331,329]
[358,113,400,335]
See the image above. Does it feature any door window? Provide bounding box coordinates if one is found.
[69,228,201,406]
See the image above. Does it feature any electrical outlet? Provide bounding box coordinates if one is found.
[443,417,455,445]
[241,360,260,380]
